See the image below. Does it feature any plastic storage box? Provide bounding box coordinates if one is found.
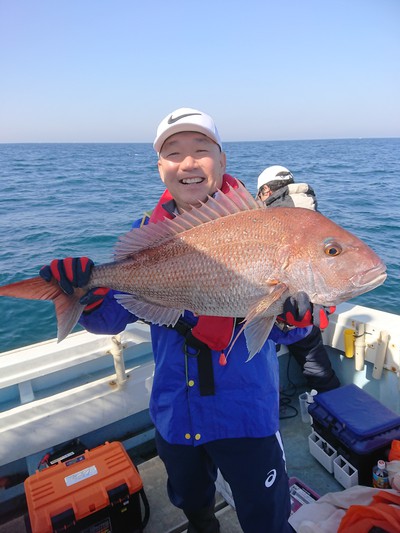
[333,455,359,488]
[25,441,146,533]
[289,477,320,514]
[308,384,400,485]
[308,430,337,474]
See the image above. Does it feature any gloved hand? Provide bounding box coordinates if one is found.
[278,292,336,329]
[80,287,110,314]
[40,257,110,314]
[40,257,94,295]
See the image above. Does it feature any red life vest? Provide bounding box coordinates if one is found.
[148,174,237,352]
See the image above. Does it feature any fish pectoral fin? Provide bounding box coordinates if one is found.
[225,284,289,360]
[226,314,277,362]
[242,283,289,360]
[245,283,289,324]
[244,316,277,361]
[114,293,183,326]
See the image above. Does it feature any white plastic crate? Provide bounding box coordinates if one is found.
[333,455,359,488]
[308,431,338,474]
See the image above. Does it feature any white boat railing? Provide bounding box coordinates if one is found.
[1,304,399,469]
[323,302,400,374]
[0,321,152,391]
[0,321,154,467]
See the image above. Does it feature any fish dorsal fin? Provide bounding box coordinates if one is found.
[114,181,262,260]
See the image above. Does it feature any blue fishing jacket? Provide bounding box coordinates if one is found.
[79,217,311,446]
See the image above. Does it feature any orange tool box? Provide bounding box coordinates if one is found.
[24,441,148,533]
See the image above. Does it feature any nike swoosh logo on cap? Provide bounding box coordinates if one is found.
[167,112,202,124]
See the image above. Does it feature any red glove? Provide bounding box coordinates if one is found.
[40,257,110,314]
[278,292,336,329]
[40,257,94,295]
[80,287,110,314]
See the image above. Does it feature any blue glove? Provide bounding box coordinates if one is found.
[80,287,111,314]
[278,292,336,329]
[39,257,94,295]
[40,257,110,314]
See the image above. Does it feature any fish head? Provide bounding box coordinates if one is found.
[274,208,387,306]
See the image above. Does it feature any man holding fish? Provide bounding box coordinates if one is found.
[1,108,386,532]
[42,109,320,533]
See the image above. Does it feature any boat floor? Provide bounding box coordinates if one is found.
[0,396,342,532]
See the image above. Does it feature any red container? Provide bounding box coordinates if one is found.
[289,477,320,514]
[25,441,145,533]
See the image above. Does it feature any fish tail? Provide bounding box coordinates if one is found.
[0,276,84,342]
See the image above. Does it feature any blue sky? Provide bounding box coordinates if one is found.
[1,0,399,143]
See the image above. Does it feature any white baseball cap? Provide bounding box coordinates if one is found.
[257,165,294,190]
[153,107,222,153]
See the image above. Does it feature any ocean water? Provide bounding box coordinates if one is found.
[1,139,399,353]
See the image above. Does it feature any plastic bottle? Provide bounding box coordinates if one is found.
[299,389,318,423]
[306,389,318,417]
[372,459,390,489]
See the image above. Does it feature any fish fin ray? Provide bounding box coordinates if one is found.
[225,283,289,360]
[224,316,276,361]
[0,276,60,300]
[244,283,289,324]
[114,293,182,326]
[114,182,261,260]
[54,292,85,342]
[214,183,261,211]
[244,317,276,360]
[0,277,84,342]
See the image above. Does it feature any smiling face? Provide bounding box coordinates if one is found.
[157,131,226,212]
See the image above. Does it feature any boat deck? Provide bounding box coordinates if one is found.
[0,395,341,533]
[1,304,399,531]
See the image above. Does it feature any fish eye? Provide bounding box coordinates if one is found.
[324,241,342,256]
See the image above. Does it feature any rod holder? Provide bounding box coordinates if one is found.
[372,330,389,380]
[109,335,128,386]
[354,322,365,371]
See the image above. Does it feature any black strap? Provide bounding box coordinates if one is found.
[139,488,150,528]
[170,319,215,397]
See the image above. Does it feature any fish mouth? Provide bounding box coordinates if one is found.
[313,262,387,307]
[349,263,387,289]
[332,263,387,303]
